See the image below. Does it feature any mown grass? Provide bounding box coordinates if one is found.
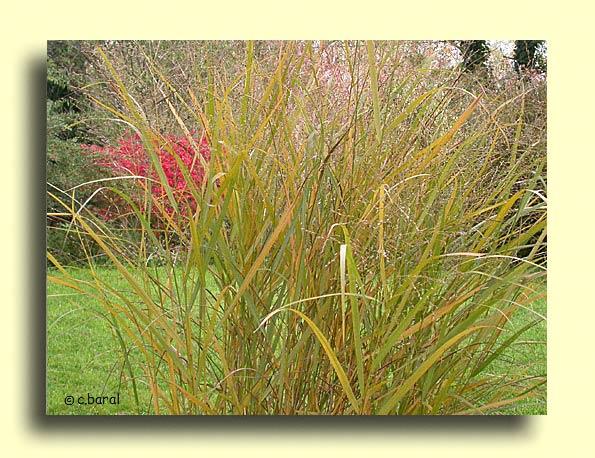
[47,267,137,414]
[480,285,546,414]
[47,265,221,414]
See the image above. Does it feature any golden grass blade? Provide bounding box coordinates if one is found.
[223,177,303,321]
[378,325,486,414]
[454,392,537,415]
[384,87,441,136]
[257,307,361,413]
[339,243,347,347]
[414,94,483,172]
[238,40,254,129]
[371,283,485,373]
[366,41,382,143]
[377,185,387,301]
[343,240,366,401]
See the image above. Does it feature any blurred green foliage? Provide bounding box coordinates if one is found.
[47,41,109,264]
[514,40,547,74]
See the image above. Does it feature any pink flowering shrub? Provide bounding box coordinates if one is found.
[82,131,212,228]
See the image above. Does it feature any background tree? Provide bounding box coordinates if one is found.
[513,40,547,74]
[47,41,99,198]
[453,40,490,73]
[47,40,108,264]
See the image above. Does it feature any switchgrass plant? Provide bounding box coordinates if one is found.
[47,41,546,415]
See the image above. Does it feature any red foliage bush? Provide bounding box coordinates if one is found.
[82,131,212,227]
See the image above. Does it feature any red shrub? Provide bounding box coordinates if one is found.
[82,131,212,229]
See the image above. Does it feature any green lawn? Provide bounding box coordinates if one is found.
[46,267,546,415]
[482,290,547,414]
[46,266,218,414]
[47,267,141,414]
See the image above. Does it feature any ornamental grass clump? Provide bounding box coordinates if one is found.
[47,41,546,414]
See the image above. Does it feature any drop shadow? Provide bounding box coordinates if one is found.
[35,413,532,437]
[26,49,49,430]
[29,46,538,438]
